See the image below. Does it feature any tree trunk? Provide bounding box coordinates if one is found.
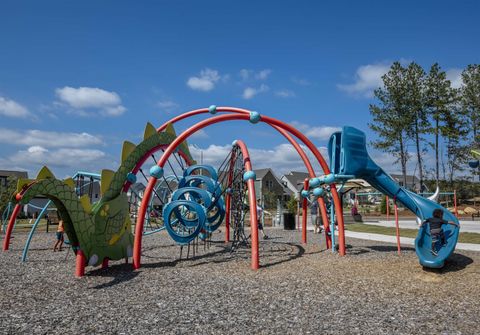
[435,117,439,186]
[399,135,408,188]
[414,116,424,192]
[440,146,447,181]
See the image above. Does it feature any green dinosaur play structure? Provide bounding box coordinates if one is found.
[2,122,195,276]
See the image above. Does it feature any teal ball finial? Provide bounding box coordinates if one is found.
[301,190,309,198]
[249,111,261,124]
[243,170,256,181]
[323,174,335,184]
[313,187,324,197]
[149,165,164,179]
[208,105,217,114]
[126,172,137,183]
[309,178,320,188]
[232,140,238,147]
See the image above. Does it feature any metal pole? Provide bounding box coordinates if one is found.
[22,200,52,262]
[302,179,309,244]
[394,197,401,255]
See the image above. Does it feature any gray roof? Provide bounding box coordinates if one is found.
[282,171,310,191]
[254,168,273,180]
[390,174,420,184]
[0,170,28,179]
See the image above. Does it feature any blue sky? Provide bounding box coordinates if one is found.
[0,1,479,178]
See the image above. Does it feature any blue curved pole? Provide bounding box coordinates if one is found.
[21,200,52,262]
[2,202,12,233]
[330,200,336,253]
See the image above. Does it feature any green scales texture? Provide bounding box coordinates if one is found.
[15,124,194,267]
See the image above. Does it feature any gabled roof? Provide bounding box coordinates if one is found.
[254,168,273,180]
[282,171,310,191]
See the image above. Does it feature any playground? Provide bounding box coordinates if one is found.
[0,228,478,334]
[0,106,479,334]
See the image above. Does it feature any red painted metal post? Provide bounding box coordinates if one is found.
[75,250,86,277]
[386,196,390,221]
[302,179,309,244]
[3,204,21,251]
[394,197,401,255]
[247,178,259,270]
[102,258,109,269]
[454,190,459,218]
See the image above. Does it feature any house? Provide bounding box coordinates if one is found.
[0,169,28,189]
[390,174,422,191]
[0,170,55,217]
[281,171,310,199]
[254,168,291,207]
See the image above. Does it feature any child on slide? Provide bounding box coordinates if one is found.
[422,208,459,256]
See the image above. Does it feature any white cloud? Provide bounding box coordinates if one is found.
[275,89,296,98]
[190,129,209,139]
[239,69,271,81]
[255,69,271,80]
[242,84,269,99]
[290,122,341,140]
[446,68,463,89]
[189,143,330,175]
[0,128,103,148]
[156,100,179,113]
[239,69,251,81]
[55,86,126,116]
[292,77,310,86]
[186,68,221,92]
[337,63,391,97]
[7,147,107,168]
[0,96,31,118]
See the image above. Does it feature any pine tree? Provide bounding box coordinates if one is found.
[369,62,412,187]
[461,64,480,145]
[425,63,456,185]
[405,62,428,191]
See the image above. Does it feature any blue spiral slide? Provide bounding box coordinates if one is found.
[328,126,460,268]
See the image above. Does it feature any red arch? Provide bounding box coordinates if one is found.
[232,140,259,269]
[133,111,345,270]
[156,107,334,248]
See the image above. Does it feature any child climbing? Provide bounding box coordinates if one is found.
[422,208,459,256]
[53,219,64,252]
[257,199,269,240]
[311,200,322,233]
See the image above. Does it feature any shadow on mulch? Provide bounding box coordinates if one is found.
[261,243,305,268]
[366,245,416,252]
[87,263,138,289]
[142,244,231,269]
[423,253,474,274]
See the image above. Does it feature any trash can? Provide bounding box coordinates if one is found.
[283,213,296,230]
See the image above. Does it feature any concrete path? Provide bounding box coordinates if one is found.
[363,219,480,233]
[273,216,480,252]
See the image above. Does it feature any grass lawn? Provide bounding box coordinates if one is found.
[5,219,50,232]
[345,223,480,244]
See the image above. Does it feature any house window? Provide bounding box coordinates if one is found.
[266,180,273,190]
